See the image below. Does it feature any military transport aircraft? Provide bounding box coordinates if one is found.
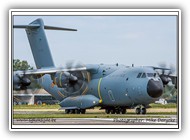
[13,18,177,114]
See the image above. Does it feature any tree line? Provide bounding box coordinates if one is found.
[13,59,33,71]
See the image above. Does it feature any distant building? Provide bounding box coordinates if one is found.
[13,89,59,105]
[155,98,168,105]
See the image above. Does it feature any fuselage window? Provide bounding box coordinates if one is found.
[141,73,146,78]
[137,73,142,78]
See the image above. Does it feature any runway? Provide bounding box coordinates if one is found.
[13,108,178,125]
[13,117,177,125]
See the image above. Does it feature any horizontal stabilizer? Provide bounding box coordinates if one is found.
[13,24,40,29]
[44,25,77,31]
[14,24,77,31]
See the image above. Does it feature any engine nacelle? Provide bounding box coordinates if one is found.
[160,75,170,85]
[53,72,73,88]
[13,74,31,90]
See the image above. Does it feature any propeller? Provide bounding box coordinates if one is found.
[62,60,89,95]
[13,70,41,105]
[156,63,177,88]
[13,70,41,94]
[13,70,31,90]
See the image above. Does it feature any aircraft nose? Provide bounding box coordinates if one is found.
[147,79,163,98]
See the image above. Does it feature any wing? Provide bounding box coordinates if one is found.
[13,66,95,91]
[14,66,87,76]
[151,66,170,71]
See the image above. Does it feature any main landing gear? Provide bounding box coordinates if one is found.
[105,107,127,114]
[65,109,86,114]
[104,106,147,115]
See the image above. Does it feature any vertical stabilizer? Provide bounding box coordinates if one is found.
[25,18,54,69]
[14,18,77,69]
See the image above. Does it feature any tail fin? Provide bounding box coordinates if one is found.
[14,18,77,69]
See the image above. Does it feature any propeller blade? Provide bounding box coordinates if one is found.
[77,79,83,85]
[61,61,89,94]
[156,63,177,88]
[74,84,80,91]
[67,87,74,93]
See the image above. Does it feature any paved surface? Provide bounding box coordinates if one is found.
[13,117,177,125]
[13,109,178,125]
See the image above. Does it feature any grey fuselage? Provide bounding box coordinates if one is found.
[40,63,162,108]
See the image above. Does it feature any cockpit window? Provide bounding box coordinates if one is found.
[141,73,146,78]
[137,72,156,78]
[147,73,157,77]
[147,73,154,77]
[137,73,142,78]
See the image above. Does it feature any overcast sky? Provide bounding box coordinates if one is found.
[13,15,177,69]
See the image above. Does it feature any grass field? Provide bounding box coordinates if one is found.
[13,104,60,109]
[13,103,177,109]
[149,103,177,108]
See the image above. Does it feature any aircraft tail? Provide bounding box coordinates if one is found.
[14,18,77,69]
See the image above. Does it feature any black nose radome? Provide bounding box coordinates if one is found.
[147,79,163,98]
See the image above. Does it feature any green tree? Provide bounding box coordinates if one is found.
[13,59,33,71]
[162,84,177,103]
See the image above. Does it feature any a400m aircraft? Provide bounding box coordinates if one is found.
[13,18,177,114]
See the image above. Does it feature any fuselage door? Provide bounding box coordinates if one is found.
[108,90,115,102]
[137,86,142,96]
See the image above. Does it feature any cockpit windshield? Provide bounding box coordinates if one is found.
[147,73,157,77]
[137,73,157,78]
[136,72,146,78]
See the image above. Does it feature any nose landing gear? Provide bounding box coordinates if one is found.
[135,106,147,115]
